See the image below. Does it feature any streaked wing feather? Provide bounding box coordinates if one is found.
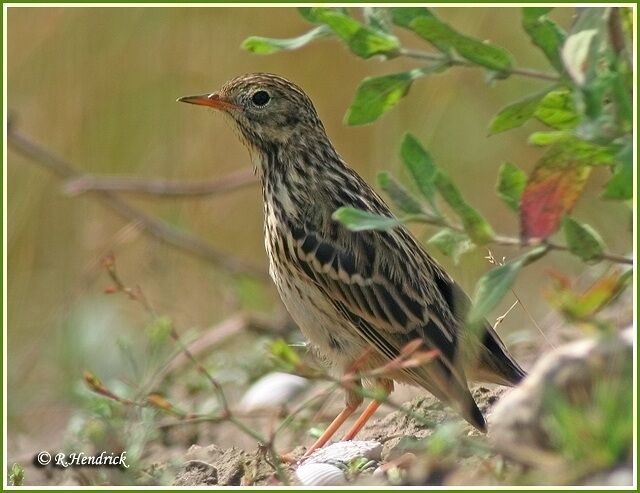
[290,222,469,388]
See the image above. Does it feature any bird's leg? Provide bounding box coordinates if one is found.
[341,379,394,441]
[302,385,363,458]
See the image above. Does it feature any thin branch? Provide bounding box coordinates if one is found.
[7,127,267,279]
[399,47,560,82]
[409,215,633,266]
[607,8,627,57]
[63,168,258,198]
[159,314,293,378]
[101,258,292,483]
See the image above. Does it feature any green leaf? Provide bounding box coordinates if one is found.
[534,89,580,130]
[496,162,527,212]
[146,316,173,346]
[297,7,317,22]
[389,6,451,53]
[345,68,427,125]
[377,171,423,215]
[602,144,632,200]
[528,134,615,166]
[410,16,513,73]
[241,26,330,55]
[468,246,547,324]
[268,339,301,369]
[610,64,633,128]
[522,8,566,71]
[528,130,570,146]
[427,228,475,265]
[390,6,435,28]
[469,263,519,326]
[548,269,632,323]
[434,171,494,244]
[562,216,605,262]
[309,7,400,59]
[489,89,550,135]
[297,6,349,22]
[332,207,401,232]
[363,7,392,34]
[400,133,438,203]
[8,464,25,487]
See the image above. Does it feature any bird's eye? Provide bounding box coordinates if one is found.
[251,90,270,107]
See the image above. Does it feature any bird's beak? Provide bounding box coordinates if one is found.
[177,93,238,112]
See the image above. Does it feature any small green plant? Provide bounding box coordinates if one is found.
[8,463,25,487]
[543,358,633,475]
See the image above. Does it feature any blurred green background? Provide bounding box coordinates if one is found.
[7,6,631,462]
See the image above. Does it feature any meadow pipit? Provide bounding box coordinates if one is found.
[179,73,526,456]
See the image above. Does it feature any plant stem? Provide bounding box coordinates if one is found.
[7,127,267,279]
[399,47,560,82]
[408,215,633,266]
[63,169,257,198]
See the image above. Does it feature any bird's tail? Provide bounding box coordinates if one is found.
[471,321,527,386]
[410,361,488,432]
[458,389,487,432]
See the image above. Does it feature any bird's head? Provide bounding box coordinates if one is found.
[178,73,325,149]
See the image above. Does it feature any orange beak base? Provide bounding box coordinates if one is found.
[177,93,238,111]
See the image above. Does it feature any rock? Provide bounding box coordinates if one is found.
[489,327,633,471]
[582,463,634,486]
[173,461,217,486]
[174,444,247,486]
[360,386,505,461]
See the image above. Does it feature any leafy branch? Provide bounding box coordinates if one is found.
[245,6,633,327]
[397,47,560,82]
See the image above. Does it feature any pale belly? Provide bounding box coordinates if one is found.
[271,256,369,370]
[264,218,368,371]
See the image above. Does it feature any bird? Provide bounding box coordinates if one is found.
[178,73,526,456]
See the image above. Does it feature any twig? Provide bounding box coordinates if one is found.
[408,215,633,266]
[63,169,258,198]
[399,47,560,82]
[493,300,519,329]
[607,7,629,63]
[161,314,249,376]
[7,127,267,279]
[161,313,295,378]
[101,258,291,483]
[511,289,555,349]
[486,249,555,349]
[104,257,235,416]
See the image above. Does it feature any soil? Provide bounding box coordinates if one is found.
[171,385,507,486]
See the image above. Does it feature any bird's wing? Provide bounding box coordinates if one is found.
[288,221,469,385]
[287,220,487,429]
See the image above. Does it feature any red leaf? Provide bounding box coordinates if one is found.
[521,158,591,241]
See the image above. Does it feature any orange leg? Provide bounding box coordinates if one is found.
[341,399,381,441]
[342,379,394,441]
[302,388,363,459]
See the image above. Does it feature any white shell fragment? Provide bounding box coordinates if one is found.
[301,440,383,465]
[295,462,347,486]
[239,372,308,411]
